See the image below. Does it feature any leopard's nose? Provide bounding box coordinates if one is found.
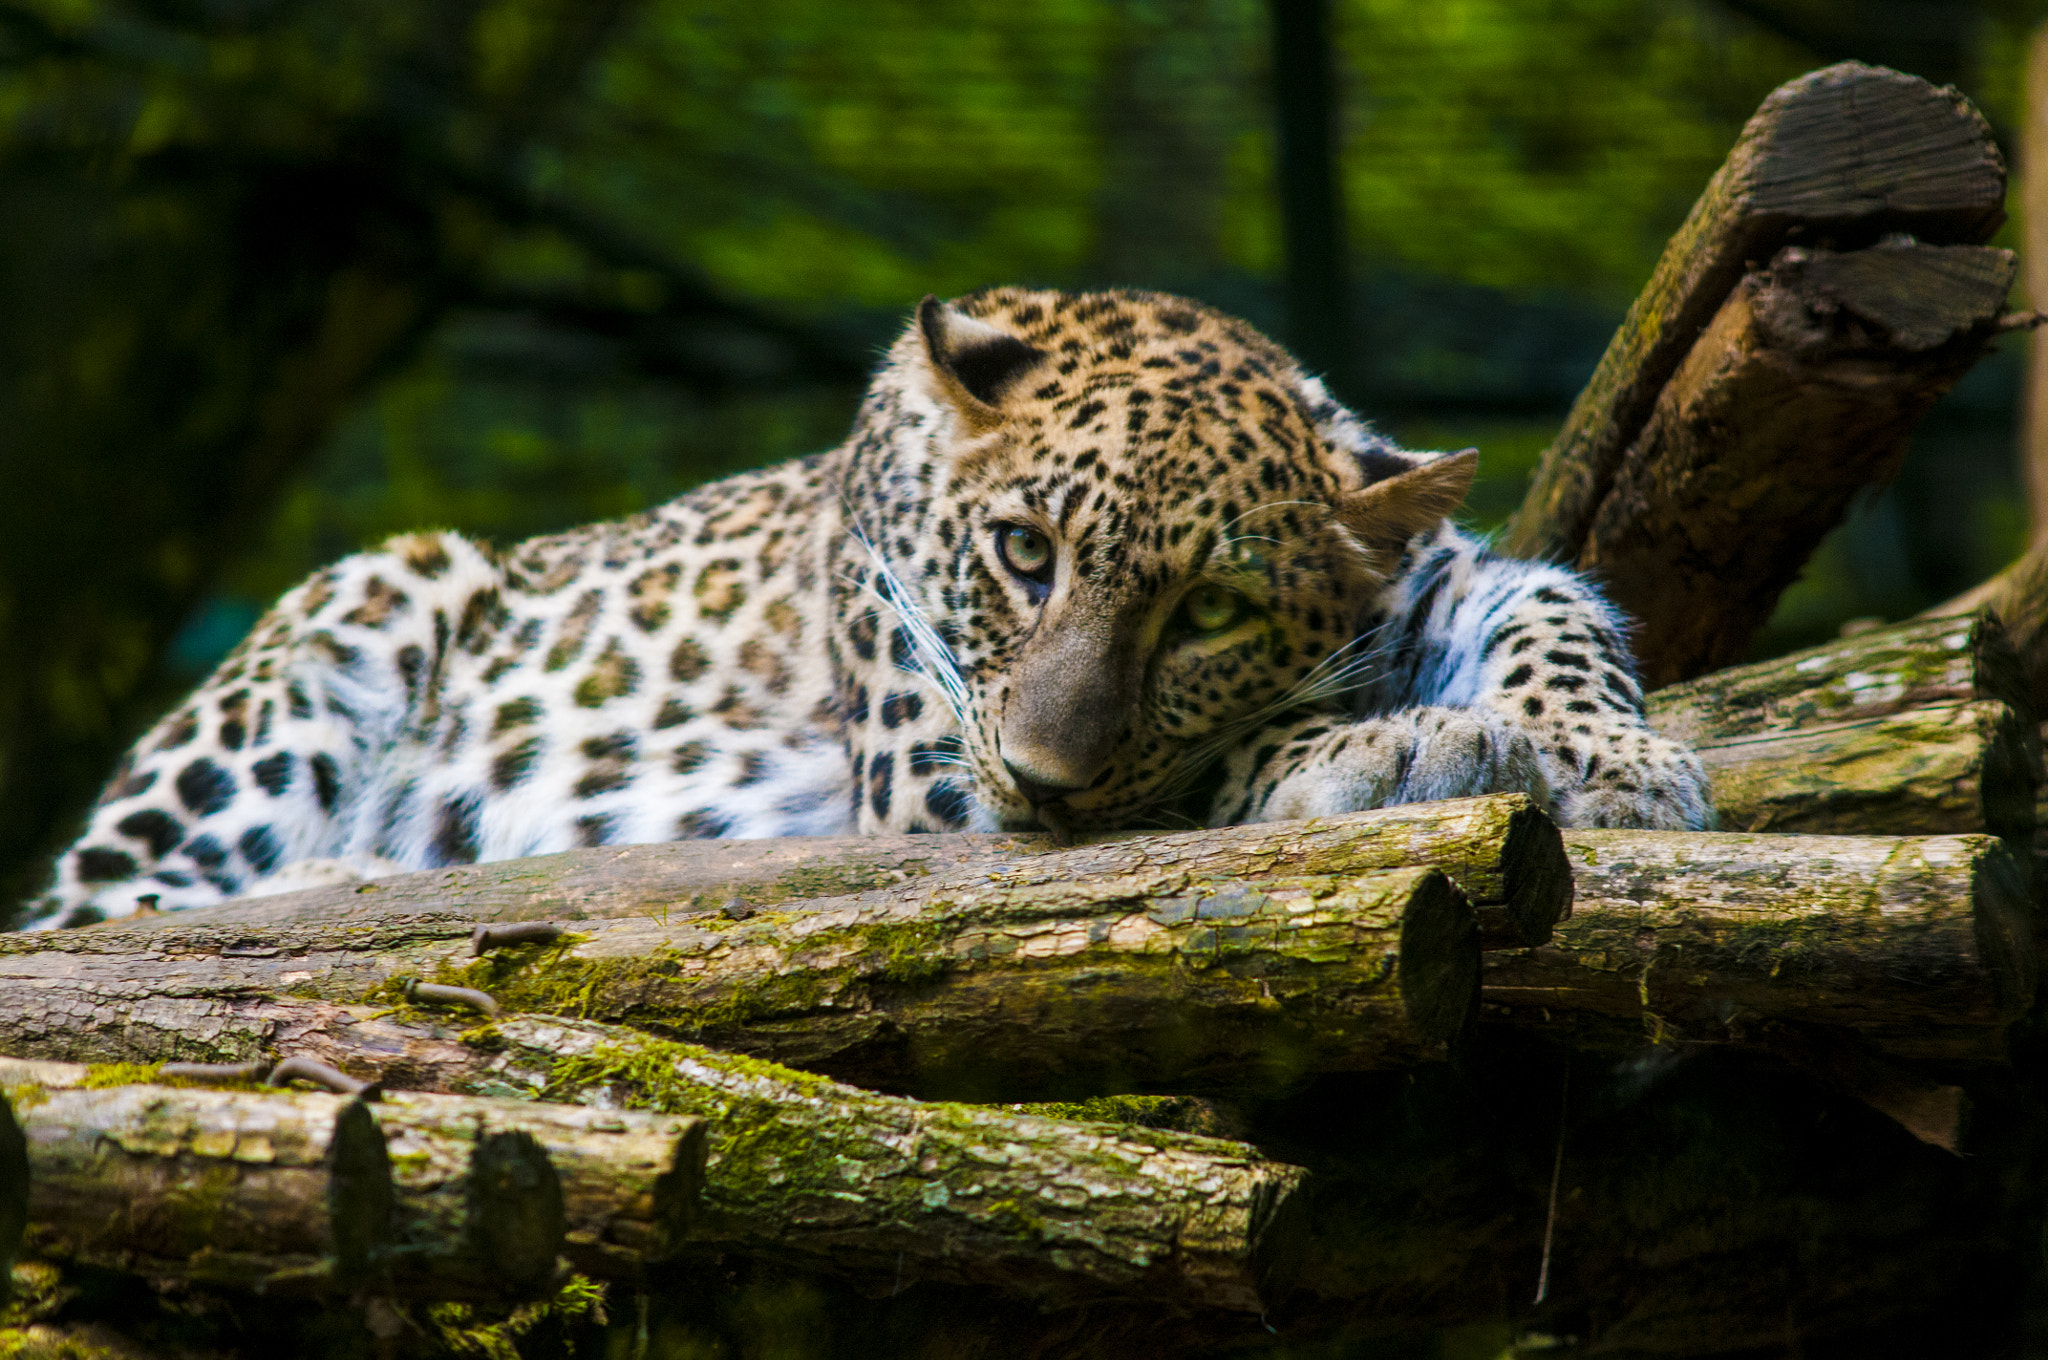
[1003,761,1087,806]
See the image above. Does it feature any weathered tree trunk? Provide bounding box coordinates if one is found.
[0,1043,1308,1314]
[161,794,1569,951]
[1502,62,2011,684]
[0,865,1480,1099]
[0,1063,709,1299]
[1481,830,2035,1064]
[1647,611,2041,839]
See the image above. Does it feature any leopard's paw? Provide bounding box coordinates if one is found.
[1555,733,1712,830]
[1222,707,1552,824]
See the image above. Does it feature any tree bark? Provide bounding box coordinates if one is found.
[0,866,1480,1101]
[5,1080,391,1293]
[0,1064,708,1299]
[151,794,1568,949]
[1504,60,2006,566]
[1481,830,2035,1064]
[1927,542,2048,720]
[1573,240,2015,686]
[0,1042,1308,1315]
[370,1090,705,1295]
[1647,612,2041,839]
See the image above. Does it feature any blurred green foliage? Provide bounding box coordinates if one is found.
[1,0,2044,912]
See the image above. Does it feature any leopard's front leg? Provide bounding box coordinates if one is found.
[1206,707,1552,826]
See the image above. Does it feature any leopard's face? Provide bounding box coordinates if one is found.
[835,288,1472,834]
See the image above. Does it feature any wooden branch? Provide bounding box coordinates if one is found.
[1481,830,2035,1064]
[150,794,1568,949]
[0,865,1481,1099]
[1505,61,2005,565]
[1575,239,2015,686]
[1648,612,2041,838]
[0,1065,708,1298]
[0,1041,1308,1314]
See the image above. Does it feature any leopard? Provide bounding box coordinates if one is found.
[27,287,1710,928]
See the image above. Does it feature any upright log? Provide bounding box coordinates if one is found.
[1647,613,2040,837]
[0,865,1482,1099]
[1482,830,2035,1064]
[1502,62,2012,685]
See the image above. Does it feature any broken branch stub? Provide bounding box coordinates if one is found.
[1575,240,2016,685]
[1506,60,2006,566]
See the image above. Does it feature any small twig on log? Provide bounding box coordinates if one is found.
[270,1055,381,1099]
[157,1060,271,1084]
[1482,830,2035,1065]
[405,979,502,1019]
[472,921,564,954]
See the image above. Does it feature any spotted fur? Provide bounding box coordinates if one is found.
[30,288,1708,928]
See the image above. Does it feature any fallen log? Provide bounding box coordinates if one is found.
[143,794,1569,951]
[0,864,1482,1099]
[1929,539,2048,720]
[1646,612,2040,838]
[0,1064,709,1299]
[371,1090,705,1293]
[1502,62,2012,685]
[1481,830,2035,1064]
[0,1039,1308,1315]
[4,1080,390,1293]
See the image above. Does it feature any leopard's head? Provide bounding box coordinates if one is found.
[834,287,1475,833]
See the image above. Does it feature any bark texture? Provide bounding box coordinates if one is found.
[0,1063,708,1299]
[370,1091,705,1295]
[0,864,1480,1100]
[3,1078,390,1292]
[0,1037,1309,1314]
[1481,830,2035,1063]
[1648,612,2041,838]
[1575,240,2015,686]
[1505,61,2006,566]
[146,795,1568,951]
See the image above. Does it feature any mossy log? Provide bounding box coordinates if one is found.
[158,794,1568,951]
[1481,830,2035,1064]
[1,1078,389,1293]
[0,1063,706,1299]
[0,863,1480,1099]
[0,1038,1308,1315]
[1504,60,2005,566]
[1647,613,2041,838]
[371,1090,705,1294]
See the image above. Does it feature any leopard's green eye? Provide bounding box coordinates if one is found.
[998,525,1053,579]
[1181,583,1243,635]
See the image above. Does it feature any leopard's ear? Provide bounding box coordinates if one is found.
[917,295,1045,429]
[1336,449,1478,554]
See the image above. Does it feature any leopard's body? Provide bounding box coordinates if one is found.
[32,288,1709,928]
